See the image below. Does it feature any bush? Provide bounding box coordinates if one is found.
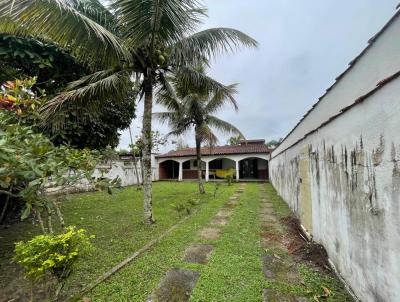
[13,226,94,281]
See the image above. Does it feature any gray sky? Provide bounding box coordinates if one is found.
[118,0,399,152]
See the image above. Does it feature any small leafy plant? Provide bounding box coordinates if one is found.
[14,226,94,281]
[13,226,94,299]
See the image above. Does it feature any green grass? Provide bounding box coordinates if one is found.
[88,182,237,301]
[0,182,236,301]
[1,182,354,302]
[262,183,354,302]
[264,183,291,219]
[188,184,265,301]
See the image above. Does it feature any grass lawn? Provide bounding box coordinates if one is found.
[0,182,237,301]
[0,182,353,302]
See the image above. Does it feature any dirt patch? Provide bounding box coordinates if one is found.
[261,230,281,242]
[183,244,214,264]
[210,216,229,226]
[223,203,236,209]
[199,228,221,241]
[281,216,331,272]
[148,269,200,302]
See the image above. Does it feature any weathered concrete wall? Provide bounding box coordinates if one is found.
[269,77,400,302]
[46,156,159,195]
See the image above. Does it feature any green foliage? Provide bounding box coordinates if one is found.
[227,135,243,145]
[0,78,118,225]
[50,97,136,149]
[0,34,83,95]
[132,130,167,154]
[0,34,136,149]
[226,174,233,186]
[13,226,94,281]
[172,198,201,216]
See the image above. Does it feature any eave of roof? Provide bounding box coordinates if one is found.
[156,144,271,158]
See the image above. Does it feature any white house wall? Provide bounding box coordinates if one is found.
[269,77,400,302]
[157,153,270,165]
[274,12,400,155]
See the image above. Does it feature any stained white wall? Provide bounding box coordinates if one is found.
[274,12,400,156]
[269,77,400,302]
[93,155,159,185]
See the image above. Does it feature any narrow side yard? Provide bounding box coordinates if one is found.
[260,184,354,302]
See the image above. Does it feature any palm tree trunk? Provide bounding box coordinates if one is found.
[195,133,205,194]
[142,77,155,224]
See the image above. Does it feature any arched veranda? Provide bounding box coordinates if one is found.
[239,157,268,180]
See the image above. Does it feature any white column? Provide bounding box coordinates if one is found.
[205,161,209,182]
[178,161,183,181]
[235,160,239,181]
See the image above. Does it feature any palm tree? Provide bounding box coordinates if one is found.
[155,69,244,194]
[0,0,257,224]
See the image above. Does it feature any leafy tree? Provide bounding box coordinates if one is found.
[266,138,282,148]
[172,137,189,150]
[0,34,136,149]
[227,135,243,145]
[155,68,244,194]
[0,0,257,224]
[0,78,119,228]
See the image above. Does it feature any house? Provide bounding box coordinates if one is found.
[156,139,271,181]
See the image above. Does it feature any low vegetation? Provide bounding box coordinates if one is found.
[0,182,236,301]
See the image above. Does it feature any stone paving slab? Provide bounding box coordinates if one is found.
[199,227,221,240]
[215,209,233,218]
[260,207,275,215]
[210,216,229,226]
[148,269,200,302]
[183,244,214,264]
[260,213,277,222]
[262,255,277,279]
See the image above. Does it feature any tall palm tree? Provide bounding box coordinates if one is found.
[0,0,257,223]
[155,69,244,194]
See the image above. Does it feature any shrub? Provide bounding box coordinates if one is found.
[13,226,94,281]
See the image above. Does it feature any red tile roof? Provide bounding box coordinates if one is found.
[156,142,271,158]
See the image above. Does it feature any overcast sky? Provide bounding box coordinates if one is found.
[118,0,399,152]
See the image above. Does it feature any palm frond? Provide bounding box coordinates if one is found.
[114,0,207,47]
[204,83,238,113]
[155,72,181,111]
[0,0,128,67]
[175,66,237,102]
[71,0,119,31]
[196,122,218,146]
[152,111,177,124]
[206,115,244,138]
[40,69,133,124]
[170,27,258,66]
